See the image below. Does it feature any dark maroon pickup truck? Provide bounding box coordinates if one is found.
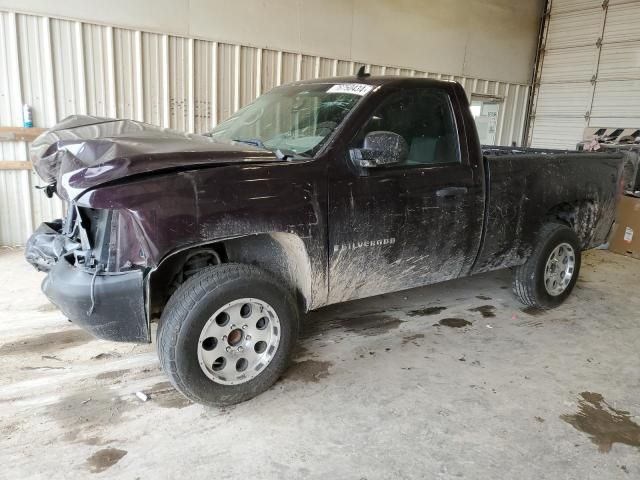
[26,75,624,406]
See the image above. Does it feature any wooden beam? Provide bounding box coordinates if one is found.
[0,127,46,142]
[0,161,33,170]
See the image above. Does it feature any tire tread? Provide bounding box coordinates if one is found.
[512,222,579,309]
[156,263,297,406]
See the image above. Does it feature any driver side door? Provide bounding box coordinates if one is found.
[327,86,483,304]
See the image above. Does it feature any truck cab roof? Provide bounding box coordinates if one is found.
[287,75,460,90]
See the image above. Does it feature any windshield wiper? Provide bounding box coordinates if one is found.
[275,148,310,161]
[275,149,292,161]
[232,137,267,149]
[232,137,308,161]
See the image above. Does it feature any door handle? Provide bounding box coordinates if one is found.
[436,186,468,199]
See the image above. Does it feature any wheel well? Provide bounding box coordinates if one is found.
[148,233,312,320]
[545,200,599,248]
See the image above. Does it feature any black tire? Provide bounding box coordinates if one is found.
[512,223,581,309]
[157,263,299,406]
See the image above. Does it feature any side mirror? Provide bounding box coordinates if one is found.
[349,131,408,167]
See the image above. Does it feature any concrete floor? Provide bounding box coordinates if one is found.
[1,247,639,479]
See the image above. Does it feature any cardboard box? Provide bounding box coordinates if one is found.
[609,194,640,259]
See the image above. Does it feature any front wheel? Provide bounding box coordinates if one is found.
[157,263,299,406]
[512,223,581,309]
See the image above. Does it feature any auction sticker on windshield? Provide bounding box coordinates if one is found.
[327,83,373,96]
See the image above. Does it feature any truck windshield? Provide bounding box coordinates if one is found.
[206,83,371,157]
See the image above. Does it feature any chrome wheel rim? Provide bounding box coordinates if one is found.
[197,298,281,386]
[543,242,576,296]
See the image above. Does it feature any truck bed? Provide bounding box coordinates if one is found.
[471,149,624,274]
[483,145,639,190]
[481,145,573,156]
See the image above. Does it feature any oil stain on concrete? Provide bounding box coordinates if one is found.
[438,318,471,328]
[560,392,640,453]
[20,365,65,371]
[341,315,403,337]
[91,352,122,361]
[469,305,496,318]
[46,388,132,445]
[148,382,192,409]
[293,344,313,360]
[302,309,402,338]
[85,448,127,473]
[402,333,425,345]
[522,306,544,316]
[95,369,130,381]
[0,329,94,356]
[406,306,447,317]
[284,360,333,383]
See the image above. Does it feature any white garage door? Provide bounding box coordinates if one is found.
[528,0,640,149]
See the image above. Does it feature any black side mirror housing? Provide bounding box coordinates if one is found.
[350,131,408,168]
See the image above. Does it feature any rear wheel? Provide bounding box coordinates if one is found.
[157,263,299,406]
[512,223,581,309]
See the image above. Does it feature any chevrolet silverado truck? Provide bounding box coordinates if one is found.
[25,75,624,406]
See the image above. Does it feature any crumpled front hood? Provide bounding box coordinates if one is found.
[30,115,278,200]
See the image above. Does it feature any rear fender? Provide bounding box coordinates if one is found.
[545,198,613,249]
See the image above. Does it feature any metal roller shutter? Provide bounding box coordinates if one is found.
[529,0,640,149]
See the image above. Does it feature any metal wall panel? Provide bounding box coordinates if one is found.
[318,58,335,78]
[168,36,191,132]
[50,18,86,118]
[239,46,258,109]
[260,49,280,94]
[1,12,35,245]
[500,84,530,148]
[16,15,57,126]
[281,52,298,84]
[0,12,22,127]
[113,28,139,120]
[1,170,30,245]
[193,40,213,134]
[0,10,530,245]
[142,32,168,127]
[299,54,315,81]
[216,43,237,125]
[83,23,112,118]
[336,60,354,76]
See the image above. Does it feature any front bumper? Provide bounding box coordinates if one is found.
[26,224,149,343]
[42,258,149,343]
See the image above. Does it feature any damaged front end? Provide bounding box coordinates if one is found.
[25,202,149,343]
[25,113,277,343]
[22,114,204,344]
[25,218,77,272]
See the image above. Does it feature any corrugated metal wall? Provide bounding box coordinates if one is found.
[0,10,530,246]
[528,0,640,149]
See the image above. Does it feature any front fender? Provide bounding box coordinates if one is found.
[81,162,329,311]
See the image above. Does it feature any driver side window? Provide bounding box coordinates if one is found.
[352,88,461,166]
